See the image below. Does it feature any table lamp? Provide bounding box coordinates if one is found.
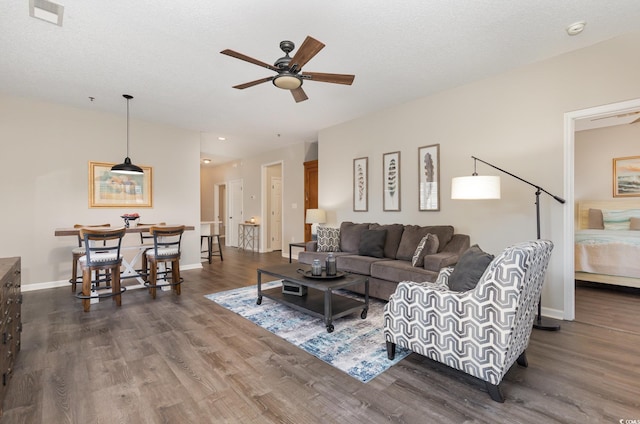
[305,209,326,240]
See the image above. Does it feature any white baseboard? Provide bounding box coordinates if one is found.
[20,262,204,292]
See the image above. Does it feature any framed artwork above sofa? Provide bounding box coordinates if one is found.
[418,144,440,211]
[353,157,368,211]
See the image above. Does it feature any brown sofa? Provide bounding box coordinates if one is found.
[298,222,470,300]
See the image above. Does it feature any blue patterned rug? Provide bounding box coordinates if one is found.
[205,281,410,383]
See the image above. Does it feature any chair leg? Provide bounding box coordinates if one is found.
[149,259,157,299]
[207,236,213,264]
[485,382,505,403]
[81,267,91,312]
[112,265,122,307]
[215,235,223,261]
[516,351,528,367]
[71,254,79,292]
[172,259,181,295]
[386,341,396,360]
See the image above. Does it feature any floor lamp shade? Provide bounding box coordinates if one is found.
[451,175,501,199]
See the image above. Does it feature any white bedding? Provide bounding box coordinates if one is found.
[575,229,640,278]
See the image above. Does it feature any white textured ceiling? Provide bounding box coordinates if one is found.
[2,1,640,164]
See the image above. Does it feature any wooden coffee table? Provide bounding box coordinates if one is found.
[256,263,369,333]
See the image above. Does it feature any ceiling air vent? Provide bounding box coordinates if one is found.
[29,0,64,27]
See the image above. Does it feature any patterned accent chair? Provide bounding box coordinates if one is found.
[384,240,554,402]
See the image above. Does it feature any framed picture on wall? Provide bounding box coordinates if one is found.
[353,157,368,211]
[89,161,153,208]
[418,144,440,211]
[613,155,640,197]
[383,151,401,211]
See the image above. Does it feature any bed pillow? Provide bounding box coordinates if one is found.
[588,208,604,230]
[603,209,640,230]
[447,245,494,292]
[631,217,640,230]
[317,227,340,252]
[411,233,439,267]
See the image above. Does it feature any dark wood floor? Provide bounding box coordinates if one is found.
[2,249,639,423]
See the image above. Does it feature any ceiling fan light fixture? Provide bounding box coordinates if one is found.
[273,74,302,90]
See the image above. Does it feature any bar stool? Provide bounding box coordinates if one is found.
[200,222,223,264]
[201,234,223,264]
[75,226,127,312]
[138,222,165,278]
[69,223,110,293]
[144,225,185,299]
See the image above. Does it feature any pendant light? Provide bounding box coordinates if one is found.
[111,94,143,175]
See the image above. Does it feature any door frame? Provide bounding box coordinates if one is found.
[563,97,640,320]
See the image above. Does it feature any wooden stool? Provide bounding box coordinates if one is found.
[69,223,110,293]
[76,227,126,312]
[145,225,185,299]
[201,234,223,264]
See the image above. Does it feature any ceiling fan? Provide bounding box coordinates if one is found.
[220,36,355,103]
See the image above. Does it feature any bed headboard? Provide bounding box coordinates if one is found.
[577,199,640,229]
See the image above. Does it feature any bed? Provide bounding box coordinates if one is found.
[575,200,640,288]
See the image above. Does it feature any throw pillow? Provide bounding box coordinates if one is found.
[339,222,371,253]
[447,244,494,292]
[358,229,387,258]
[587,208,604,230]
[317,227,340,252]
[631,217,640,230]
[411,233,439,267]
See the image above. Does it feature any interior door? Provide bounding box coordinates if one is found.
[227,179,243,247]
[270,176,282,250]
[304,160,318,242]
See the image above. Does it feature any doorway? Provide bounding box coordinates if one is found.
[563,97,640,320]
[214,183,227,240]
[262,162,283,252]
[227,179,243,247]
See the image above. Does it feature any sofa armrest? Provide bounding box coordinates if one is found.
[306,241,318,252]
[423,252,460,272]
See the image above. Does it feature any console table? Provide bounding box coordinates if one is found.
[238,223,259,252]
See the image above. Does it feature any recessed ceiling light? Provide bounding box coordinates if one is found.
[566,21,586,36]
[218,137,226,141]
[203,159,211,164]
[29,0,64,26]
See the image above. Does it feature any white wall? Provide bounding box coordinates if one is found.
[0,95,201,288]
[575,124,640,200]
[318,31,640,317]
[200,143,307,255]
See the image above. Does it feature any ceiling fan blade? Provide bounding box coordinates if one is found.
[291,87,308,103]
[220,49,278,72]
[289,36,325,72]
[233,77,273,89]
[303,72,355,85]
[631,117,640,124]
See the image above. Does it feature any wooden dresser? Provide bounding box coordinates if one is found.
[0,257,21,416]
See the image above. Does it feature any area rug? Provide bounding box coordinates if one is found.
[205,281,410,383]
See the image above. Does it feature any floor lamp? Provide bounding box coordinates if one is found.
[451,156,564,331]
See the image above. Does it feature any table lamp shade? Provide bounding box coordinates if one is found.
[305,209,327,224]
[451,175,501,200]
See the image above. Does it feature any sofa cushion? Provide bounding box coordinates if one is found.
[411,233,439,267]
[447,244,494,292]
[396,225,454,260]
[359,229,387,258]
[338,255,388,275]
[369,223,405,259]
[370,260,438,284]
[317,227,341,252]
[339,222,371,253]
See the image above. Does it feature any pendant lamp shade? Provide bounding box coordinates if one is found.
[451,175,501,199]
[111,94,143,175]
